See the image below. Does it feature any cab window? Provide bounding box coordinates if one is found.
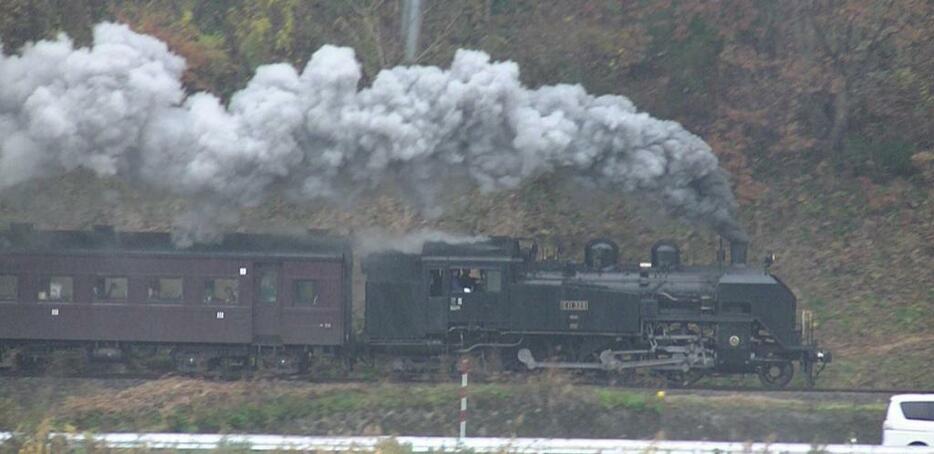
[449,268,502,294]
[486,270,502,292]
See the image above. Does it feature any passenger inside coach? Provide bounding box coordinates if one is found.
[204,278,239,304]
[147,278,183,303]
[39,276,73,302]
[94,277,128,301]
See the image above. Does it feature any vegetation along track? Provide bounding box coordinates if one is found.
[1,368,927,397]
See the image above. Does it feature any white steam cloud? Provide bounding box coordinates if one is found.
[0,23,746,244]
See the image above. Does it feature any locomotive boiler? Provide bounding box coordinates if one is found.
[363,237,831,387]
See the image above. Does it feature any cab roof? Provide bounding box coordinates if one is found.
[420,237,520,258]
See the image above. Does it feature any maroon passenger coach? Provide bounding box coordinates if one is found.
[0,223,352,374]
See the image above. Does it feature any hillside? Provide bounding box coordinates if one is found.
[0,0,932,388]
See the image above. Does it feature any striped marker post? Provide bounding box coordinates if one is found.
[458,357,470,439]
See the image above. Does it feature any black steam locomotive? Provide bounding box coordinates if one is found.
[364,237,831,387]
[0,224,830,387]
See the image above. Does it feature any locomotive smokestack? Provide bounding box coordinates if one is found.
[730,240,748,266]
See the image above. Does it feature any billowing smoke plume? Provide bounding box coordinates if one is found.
[0,23,746,244]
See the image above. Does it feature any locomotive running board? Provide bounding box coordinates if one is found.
[516,348,687,371]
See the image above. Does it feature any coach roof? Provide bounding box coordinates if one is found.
[0,223,348,259]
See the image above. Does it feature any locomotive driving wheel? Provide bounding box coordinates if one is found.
[757,361,794,388]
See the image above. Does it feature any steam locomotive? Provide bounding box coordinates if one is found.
[364,237,831,387]
[0,223,830,387]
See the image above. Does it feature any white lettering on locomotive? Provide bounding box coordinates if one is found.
[559,300,589,311]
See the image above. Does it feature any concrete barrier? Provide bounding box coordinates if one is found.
[1,432,933,453]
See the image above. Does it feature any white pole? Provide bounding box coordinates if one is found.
[401,0,423,63]
[459,358,469,439]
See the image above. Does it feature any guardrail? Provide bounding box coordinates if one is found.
[1,432,933,453]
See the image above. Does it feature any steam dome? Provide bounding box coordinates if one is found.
[585,239,619,271]
[651,240,680,269]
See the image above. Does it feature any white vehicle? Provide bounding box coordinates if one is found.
[883,394,934,447]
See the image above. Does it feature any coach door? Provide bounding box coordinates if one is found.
[425,262,448,333]
[252,263,282,344]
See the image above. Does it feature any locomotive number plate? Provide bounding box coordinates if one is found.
[560,300,589,311]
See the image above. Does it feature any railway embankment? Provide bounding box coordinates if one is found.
[0,376,888,445]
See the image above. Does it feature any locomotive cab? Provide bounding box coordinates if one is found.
[362,234,829,388]
[363,238,522,343]
[429,263,509,329]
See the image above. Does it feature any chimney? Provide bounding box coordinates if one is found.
[730,240,747,266]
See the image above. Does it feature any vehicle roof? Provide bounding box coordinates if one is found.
[0,224,349,259]
[889,394,934,403]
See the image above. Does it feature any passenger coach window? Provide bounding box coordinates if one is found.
[902,402,934,421]
[94,277,128,301]
[449,269,502,294]
[428,269,443,297]
[204,278,239,305]
[259,271,278,303]
[38,276,73,302]
[147,278,183,303]
[294,280,319,305]
[0,275,16,301]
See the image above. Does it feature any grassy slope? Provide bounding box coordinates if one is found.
[752,166,934,389]
[0,377,888,443]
